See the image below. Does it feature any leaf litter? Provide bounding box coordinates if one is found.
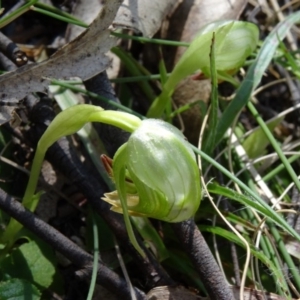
[0,0,122,110]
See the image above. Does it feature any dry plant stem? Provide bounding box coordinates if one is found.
[172,219,234,300]
[27,101,174,289]
[0,188,145,300]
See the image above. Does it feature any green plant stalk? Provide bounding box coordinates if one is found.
[203,32,218,156]
[207,184,291,296]
[111,47,156,102]
[111,32,190,47]
[1,106,142,245]
[49,79,144,119]
[111,74,171,83]
[51,84,114,190]
[34,2,88,27]
[244,205,271,259]
[131,216,169,261]
[263,155,300,182]
[0,147,45,246]
[31,6,88,27]
[158,49,171,121]
[0,0,39,28]
[87,210,99,300]
[169,100,204,119]
[229,134,300,184]
[233,161,281,258]
[247,102,300,193]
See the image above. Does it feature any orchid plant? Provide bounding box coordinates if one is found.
[1,20,259,258]
[1,104,201,257]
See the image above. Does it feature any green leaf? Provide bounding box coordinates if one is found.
[0,278,41,300]
[242,116,284,158]
[1,240,56,289]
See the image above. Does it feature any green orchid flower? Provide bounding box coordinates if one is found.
[102,119,201,257]
[102,119,201,223]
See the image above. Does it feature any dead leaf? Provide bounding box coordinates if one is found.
[65,0,103,42]
[66,0,180,41]
[0,0,122,123]
[114,0,180,37]
[65,0,180,80]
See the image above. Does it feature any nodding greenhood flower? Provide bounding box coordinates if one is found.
[14,103,200,258]
[102,119,201,223]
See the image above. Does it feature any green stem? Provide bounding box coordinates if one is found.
[0,0,39,28]
[111,47,156,102]
[31,6,88,27]
[33,2,88,27]
[87,209,99,300]
[1,147,45,244]
[88,110,142,133]
[111,32,190,47]
[50,79,144,119]
[111,74,171,83]
[262,154,300,182]
[247,102,300,192]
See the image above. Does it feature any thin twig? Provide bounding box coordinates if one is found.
[172,219,234,300]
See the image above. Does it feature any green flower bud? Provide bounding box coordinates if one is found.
[102,119,201,222]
